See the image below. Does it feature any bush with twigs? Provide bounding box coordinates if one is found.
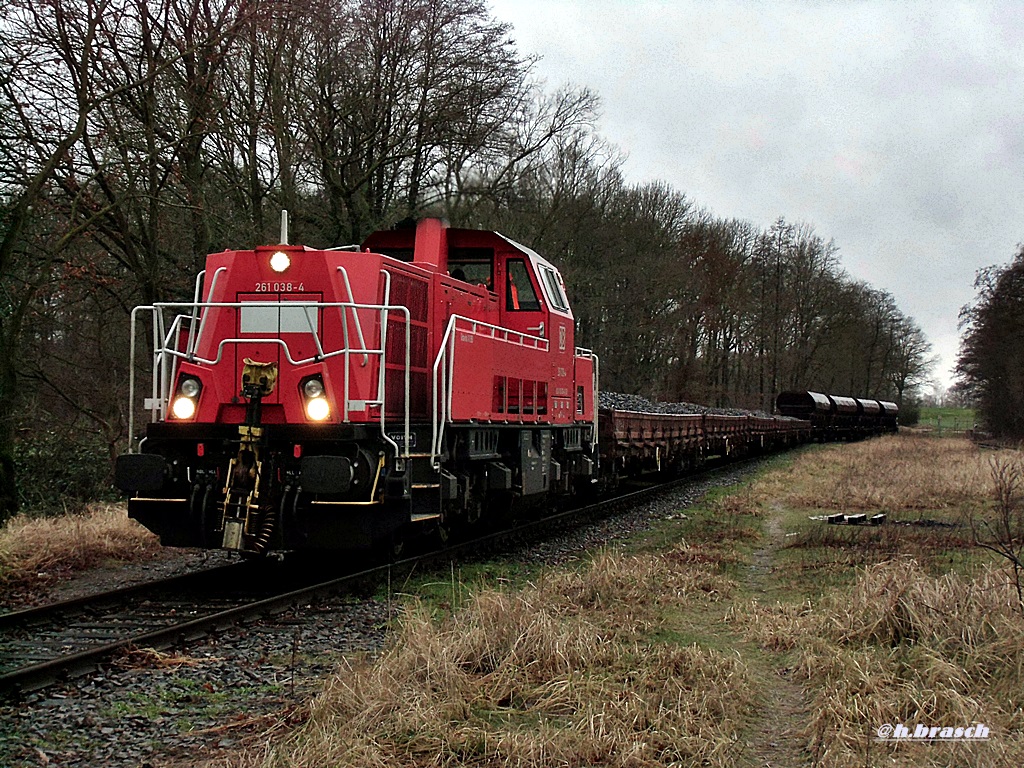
[970,454,1024,612]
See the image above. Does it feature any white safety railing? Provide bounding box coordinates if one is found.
[127,290,411,460]
[430,314,549,468]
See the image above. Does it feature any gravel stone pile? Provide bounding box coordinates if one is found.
[599,390,772,417]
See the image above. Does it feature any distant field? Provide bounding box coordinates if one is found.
[918,405,975,433]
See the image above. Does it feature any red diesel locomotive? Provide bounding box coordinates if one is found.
[116,217,599,553]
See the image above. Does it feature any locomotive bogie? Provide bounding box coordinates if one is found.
[118,422,405,550]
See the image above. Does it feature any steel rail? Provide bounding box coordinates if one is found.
[0,560,390,696]
[0,563,244,632]
[0,455,769,697]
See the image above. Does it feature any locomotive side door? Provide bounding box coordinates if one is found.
[494,255,548,419]
[493,250,575,424]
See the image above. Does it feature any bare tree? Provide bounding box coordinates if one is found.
[211,0,306,242]
[971,456,1024,613]
[888,315,935,408]
[0,0,118,519]
[0,0,253,515]
[957,248,1024,439]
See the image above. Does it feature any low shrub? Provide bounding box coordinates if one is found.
[0,503,158,590]
[14,428,119,515]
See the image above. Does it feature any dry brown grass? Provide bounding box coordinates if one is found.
[230,551,750,768]
[0,503,160,591]
[113,647,225,669]
[743,435,1003,515]
[738,558,1024,766]
[782,436,999,514]
[726,436,1024,765]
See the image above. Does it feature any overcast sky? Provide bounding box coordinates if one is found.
[489,0,1024,390]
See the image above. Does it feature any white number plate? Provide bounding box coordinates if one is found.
[254,282,305,292]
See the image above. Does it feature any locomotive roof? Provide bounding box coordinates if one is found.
[360,220,565,275]
[496,233,562,273]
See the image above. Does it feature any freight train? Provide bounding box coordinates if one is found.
[115,216,897,555]
[775,390,899,439]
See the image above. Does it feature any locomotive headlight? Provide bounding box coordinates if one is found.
[306,396,330,421]
[172,396,197,420]
[300,375,329,421]
[179,377,201,398]
[171,376,202,419]
[269,250,290,273]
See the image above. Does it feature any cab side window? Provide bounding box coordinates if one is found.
[506,259,541,311]
[539,265,569,312]
[448,261,493,289]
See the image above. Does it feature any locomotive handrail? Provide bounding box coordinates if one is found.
[191,268,227,364]
[149,298,388,356]
[185,269,205,364]
[432,317,455,466]
[432,318,457,466]
[127,299,412,458]
[160,312,191,420]
[301,302,326,359]
[189,267,227,361]
[175,336,378,367]
[376,270,411,462]
[336,266,369,367]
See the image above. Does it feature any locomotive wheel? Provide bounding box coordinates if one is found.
[187,483,218,548]
[369,523,409,563]
[465,497,483,526]
[188,482,206,545]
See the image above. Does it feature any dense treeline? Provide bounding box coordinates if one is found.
[0,0,931,516]
[956,247,1024,439]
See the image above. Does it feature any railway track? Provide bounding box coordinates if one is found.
[0,464,750,697]
[0,558,381,695]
